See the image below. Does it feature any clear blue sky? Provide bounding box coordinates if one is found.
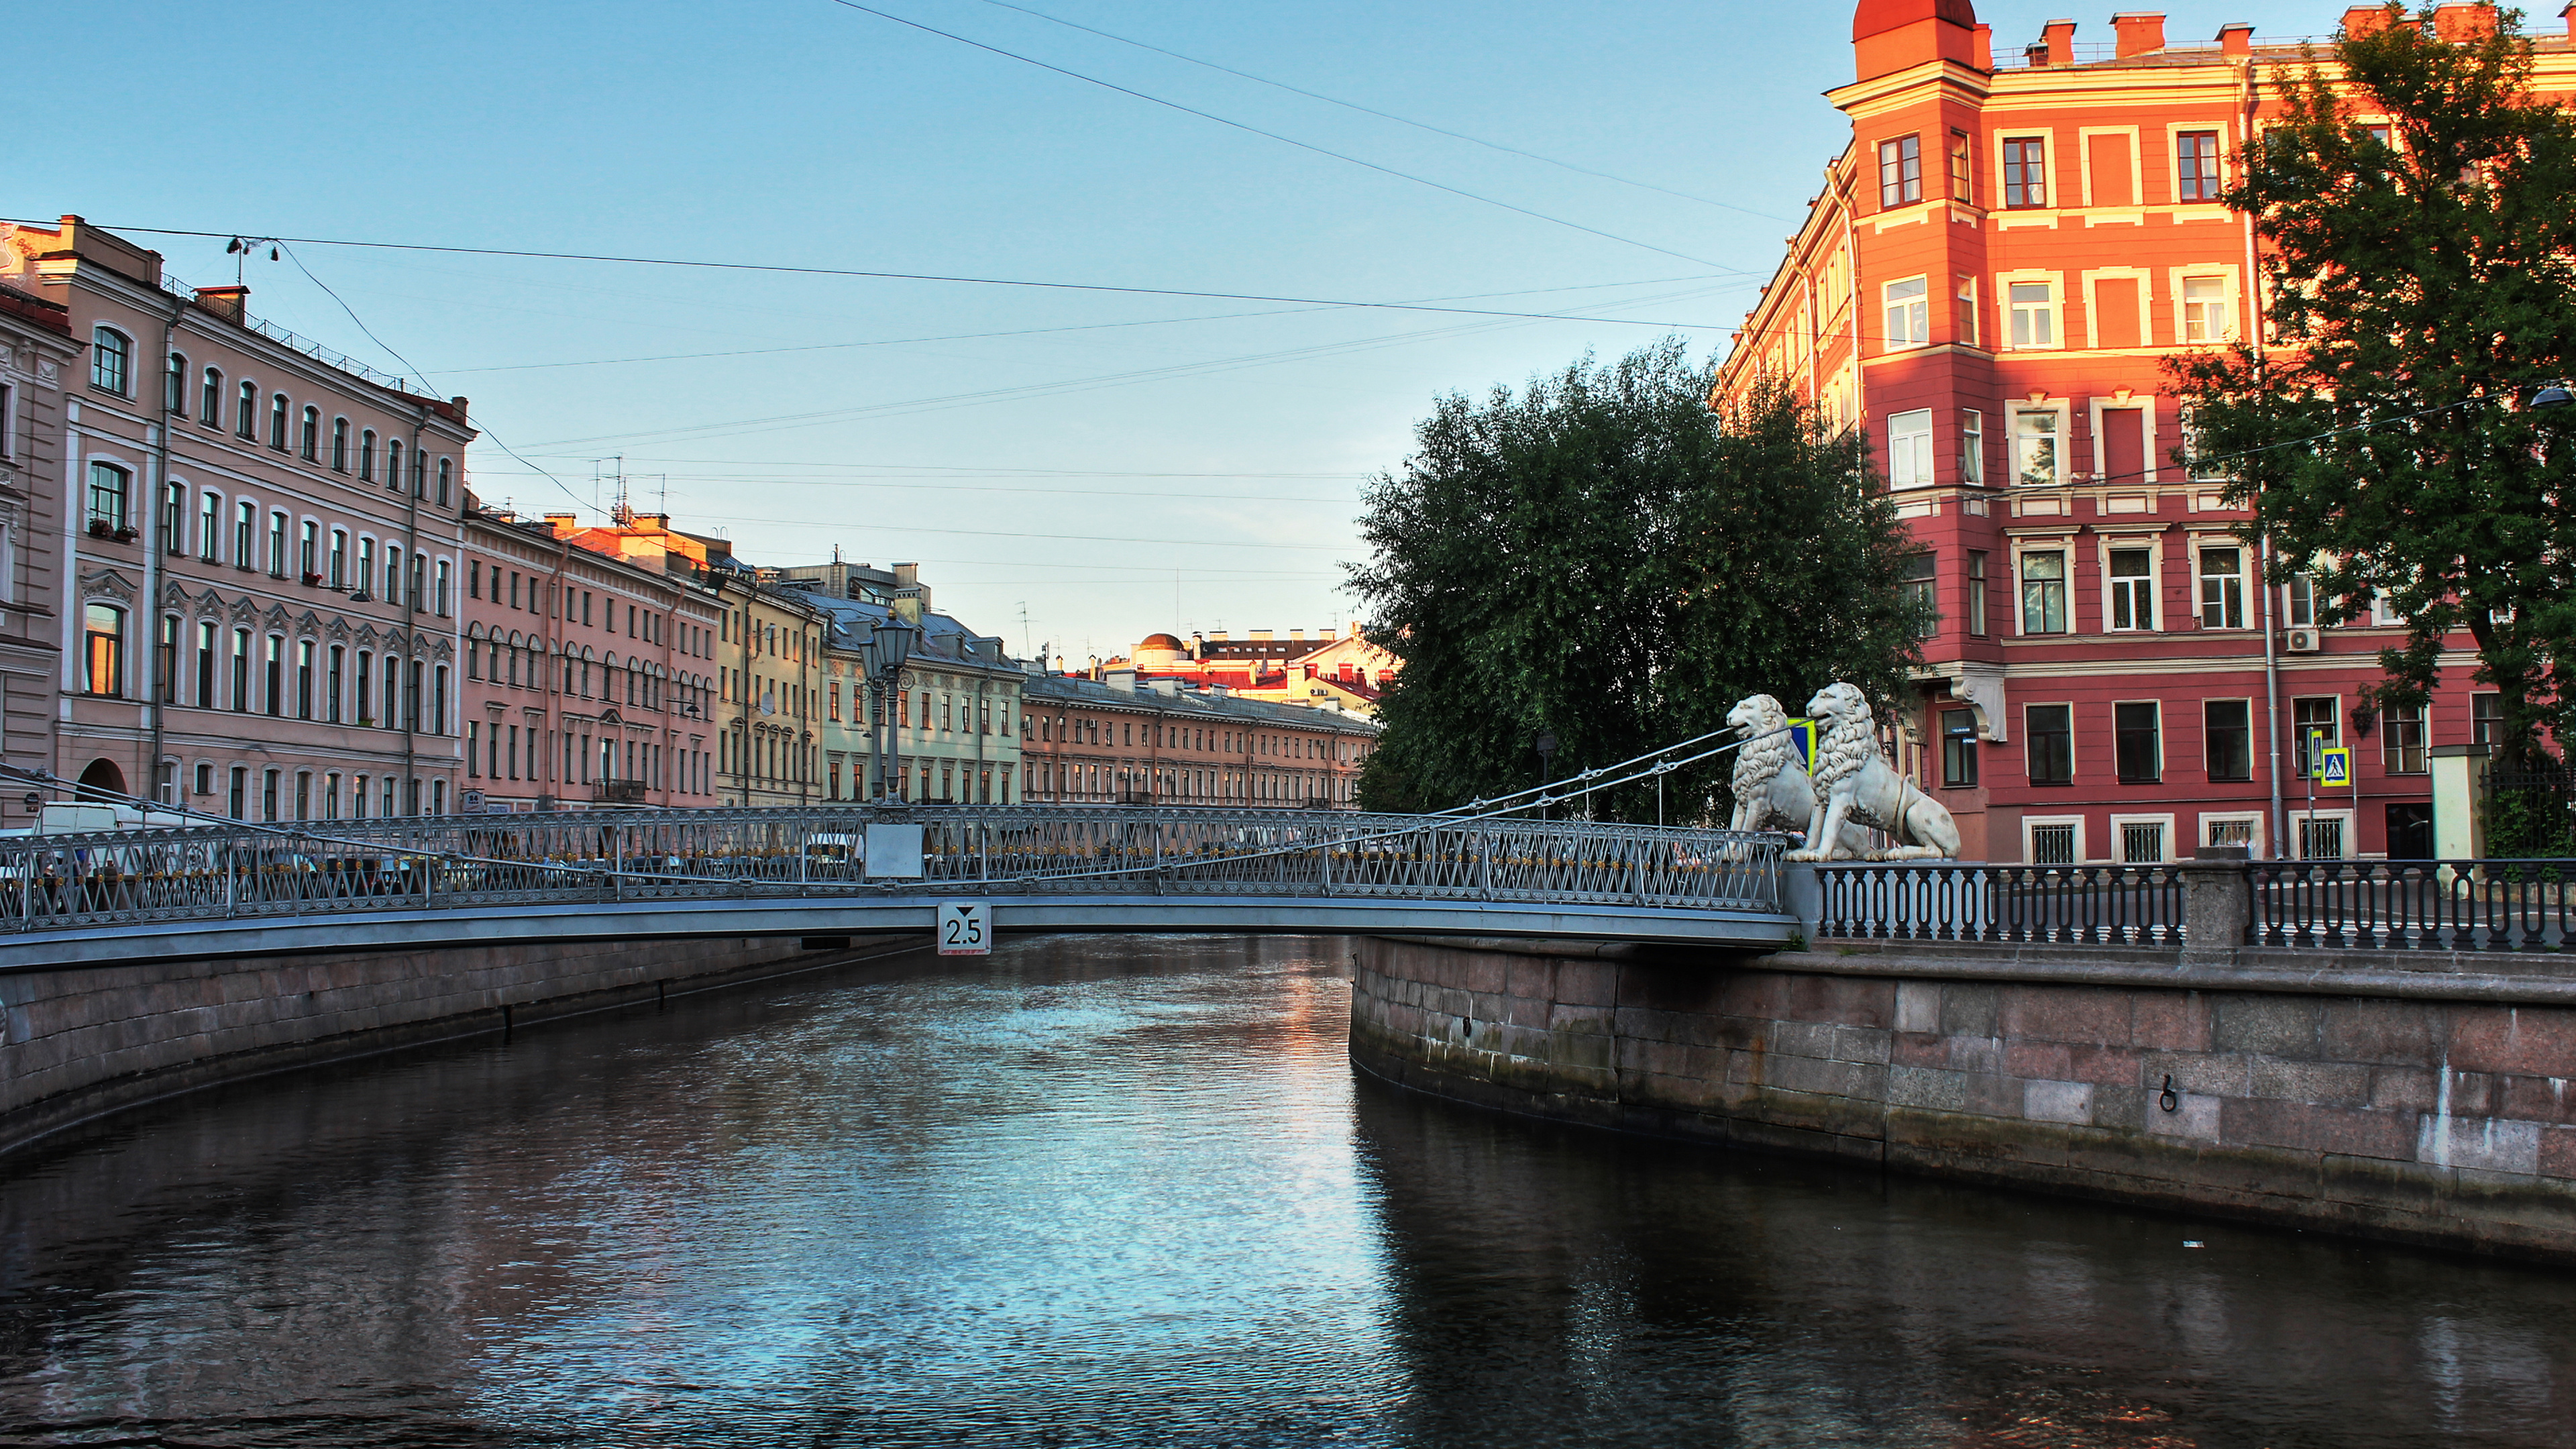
[12,0,2342,662]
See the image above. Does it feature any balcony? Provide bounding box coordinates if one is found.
[594,780,648,804]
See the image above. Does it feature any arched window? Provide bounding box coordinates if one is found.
[385,437,402,493]
[201,368,221,423]
[436,457,451,506]
[83,603,125,696]
[411,447,425,498]
[91,327,131,395]
[166,353,188,417]
[359,429,376,480]
[86,461,131,532]
[299,406,319,460]
[236,380,257,438]
[331,417,348,472]
[269,393,288,449]
[329,528,347,588]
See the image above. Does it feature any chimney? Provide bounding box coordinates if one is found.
[2343,4,2392,35]
[2565,1,2574,39]
[2216,21,2253,53]
[1974,21,1995,66]
[891,561,918,590]
[2432,2,2496,39]
[543,512,578,536]
[1250,628,1274,642]
[2043,19,2078,63]
[193,285,249,325]
[57,216,164,286]
[2112,11,2165,54]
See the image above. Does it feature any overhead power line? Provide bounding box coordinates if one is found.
[101,225,1739,331]
[969,0,1793,223]
[819,0,1731,268]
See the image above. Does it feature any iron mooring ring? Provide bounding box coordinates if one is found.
[2159,1075,2180,1114]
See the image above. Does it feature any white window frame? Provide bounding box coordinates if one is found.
[2182,402,2231,480]
[1887,408,1935,488]
[1882,274,1929,350]
[1959,409,1984,484]
[2101,537,2160,632]
[2167,264,2243,344]
[1955,276,1979,347]
[2165,121,2235,205]
[2199,810,2266,855]
[2108,812,2178,863]
[2016,544,2072,636]
[2001,272,2064,350]
[2290,808,2356,861]
[2194,538,2249,630]
[2023,814,2086,865]
[2010,400,2071,486]
[1996,131,2056,210]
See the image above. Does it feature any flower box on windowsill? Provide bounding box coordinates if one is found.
[302,572,324,587]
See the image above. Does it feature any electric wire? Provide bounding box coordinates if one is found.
[969,0,1794,223]
[818,0,1732,268]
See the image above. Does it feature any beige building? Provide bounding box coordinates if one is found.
[715,575,830,808]
[3,217,475,819]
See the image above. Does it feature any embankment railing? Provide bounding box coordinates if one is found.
[1815,862,2186,946]
[2249,859,2571,951]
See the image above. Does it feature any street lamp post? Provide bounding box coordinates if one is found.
[861,619,918,802]
[1534,731,1558,822]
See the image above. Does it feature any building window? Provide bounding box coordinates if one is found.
[360,429,376,481]
[2007,280,2058,347]
[386,439,403,494]
[2383,702,2428,774]
[2020,550,2068,634]
[228,766,246,820]
[1940,708,1979,788]
[2204,699,2253,782]
[2472,692,2502,748]
[162,481,187,555]
[269,394,288,449]
[2003,136,2048,208]
[237,381,257,438]
[327,645,345,723]
[166,353,189,415]
[297,641,315,720]
[83,604,125,696]
[2176,129,2222,201]
[198,492,219,561]
[1883,277,1929,349]
[437,458,452,506]
[2181,276,2230,342]
[231,629,251,712]
[2106,547,2155,631]
[2182,404,2230,480]
[86,461,130,531]
[2027,704,2074,785]
[91,327,131,394]
[412,447,426,498]
[1949,129,1972,201]
[2284,572,2316,628]
[1955,278,1978,347]
[1900,553,1937,635]
[2292,696,2340,777]
[201,368,221,423]
[2030,822,2078,864]
[1887,409,1934,488]
[2118,819,2168,864]
[1953,409,1984,486]
[1878,135,1921,207]
[235,502,256,567]
[331,417,349,472]
[2115,702,2162,784]
[2198,546,2246,629]
[300,406,319,460]
[435,559,452,616]
[299,521,318,579]
[330,529,348,589]
[1966,550,1989,637]
[264,635,283,716]
[268,511,288,576]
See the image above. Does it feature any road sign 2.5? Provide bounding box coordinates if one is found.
[937,901,991,956]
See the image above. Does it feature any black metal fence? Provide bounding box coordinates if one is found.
[2249,859,2571,951]
[1815,863,2186,946]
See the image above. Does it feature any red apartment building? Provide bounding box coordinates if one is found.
[1715,0,2573,863]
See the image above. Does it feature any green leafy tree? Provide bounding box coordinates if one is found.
[2167,3,2576,768]
[1349,339,1927,820]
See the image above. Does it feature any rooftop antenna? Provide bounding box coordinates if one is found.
[1018,601,1033,657]
[223,235,280,289]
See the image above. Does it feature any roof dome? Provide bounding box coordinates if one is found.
[1138,633,1187,652]
[1854,0,1974,40]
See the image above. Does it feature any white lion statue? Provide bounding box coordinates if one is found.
[1783,682,1962,862]
[1725,694,1862,856]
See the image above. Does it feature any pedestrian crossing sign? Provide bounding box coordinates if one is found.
[1787,717,1819,773]
[2316,746,2351,786]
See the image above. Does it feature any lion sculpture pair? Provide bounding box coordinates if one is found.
[1725,684,1962,861]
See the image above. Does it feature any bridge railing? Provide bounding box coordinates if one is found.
[0,806,1788,934]
[1814,861,2186,946]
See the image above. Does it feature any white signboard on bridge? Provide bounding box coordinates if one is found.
[865,823,924,879]
[937,901,991,956]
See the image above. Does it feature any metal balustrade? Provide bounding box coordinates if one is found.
[1815,862,2187,946]
[0,806,1787,935]
[2251,859,2573,951]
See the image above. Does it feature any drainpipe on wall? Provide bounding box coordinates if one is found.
[145,292,184,806]
[402,407,425,814]
[2241,53,2286,857]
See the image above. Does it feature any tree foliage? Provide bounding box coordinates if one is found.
[1348,339,1927,819]
[2167,3,2576,765]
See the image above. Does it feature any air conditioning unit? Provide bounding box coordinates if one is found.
[2284,628,2320,653]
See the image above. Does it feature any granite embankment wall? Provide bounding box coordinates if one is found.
[1351,935,2576,1261]
[0,933,903,1157]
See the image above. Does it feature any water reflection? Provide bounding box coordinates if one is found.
[0,934,2568,1447]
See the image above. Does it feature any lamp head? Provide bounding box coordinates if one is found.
[2533,383,2574,411]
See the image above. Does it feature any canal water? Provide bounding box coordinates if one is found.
[3,936,2573,1448]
